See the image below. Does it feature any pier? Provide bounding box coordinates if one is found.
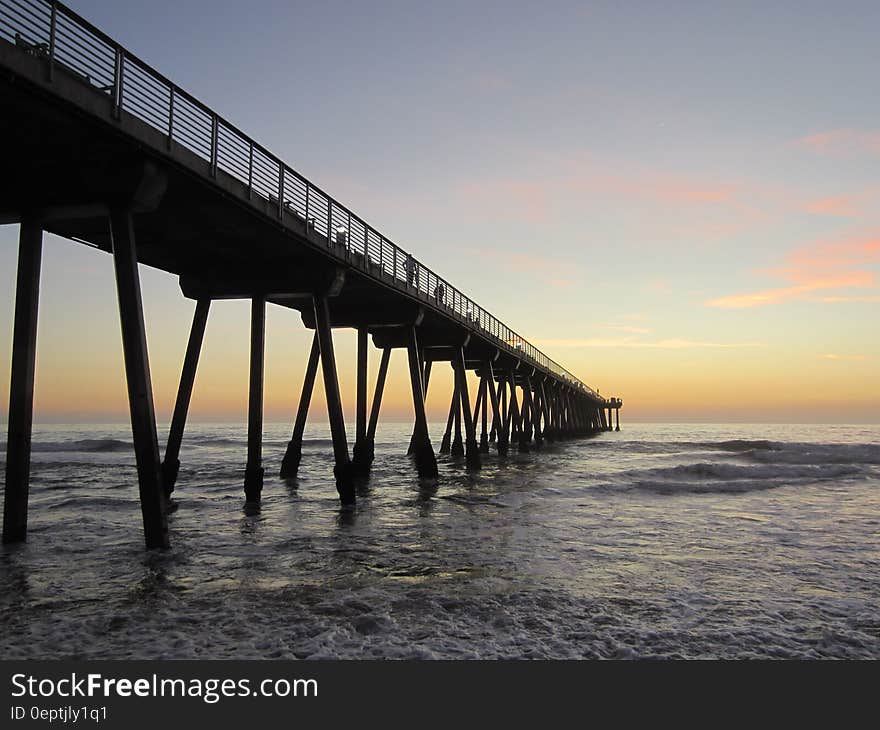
[1,0,622,549]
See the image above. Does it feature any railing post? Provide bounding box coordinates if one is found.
[167,87,175,150]
[326,199,332,242]
[210,116,218,178]
[47,2,57,82]
[113,47,124,119]
[247,142,253,199]
[305,184,310,225]
[277,165,284,219]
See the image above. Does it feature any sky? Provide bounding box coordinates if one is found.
[1,0,879,424]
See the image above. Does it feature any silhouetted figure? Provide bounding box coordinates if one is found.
[434,283,445,304]
[405,254,419,288]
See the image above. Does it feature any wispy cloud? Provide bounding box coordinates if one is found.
[470,73,511,91]
[821,353,867,361]
[461,246,579,287]
[707,234,880,308]
[600,323,652,334]
[804,195,860,217]
[534,337,764,349]
[818,295,880,303]
[706,272,875,309]
[793,129,880,156]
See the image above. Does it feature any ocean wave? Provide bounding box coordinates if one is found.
[633,461,863,482]
[701,439,782,453]
[185,436,334,448]
[617,460,867,495]
[597,438,880,466]
[25,439,133,453]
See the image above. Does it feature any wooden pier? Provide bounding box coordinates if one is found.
[0,0,622,549]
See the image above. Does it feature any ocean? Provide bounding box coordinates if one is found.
[1,422,878,659]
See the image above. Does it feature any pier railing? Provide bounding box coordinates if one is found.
[0,0,603,399]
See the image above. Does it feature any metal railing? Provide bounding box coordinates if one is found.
[0,0,605,400]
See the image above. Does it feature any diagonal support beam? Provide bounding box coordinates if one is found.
[314,296,355,504]
[407,358,431,456]
[440,377,457,455]
[453,348,480,470]
[280,332,320,478]
[364,347,392,459]
[109,209,169,549]
[161,298,210,495]
[406,327,438,478]
[484,362,503,455]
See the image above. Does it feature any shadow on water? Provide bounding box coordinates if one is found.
[239,500,263,542]
[354,477,372,498]
[335,505,357,528]
[0,550,32,607]
[280,476,300,494]
[128,552,175,602]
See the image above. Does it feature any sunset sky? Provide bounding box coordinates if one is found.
[1,0,879,424]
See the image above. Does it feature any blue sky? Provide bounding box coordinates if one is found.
[1,0,879,422]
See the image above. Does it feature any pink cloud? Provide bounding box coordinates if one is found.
[792,129,880,156]
[777,236,880,279]
[707,234,880,308]
[818,295,880,303]
[805,195,859,217]
[457,179,552,223]
[569,173,737,206]
[471,74,511,91]
[706,272,875,309]
[462,246,578,288]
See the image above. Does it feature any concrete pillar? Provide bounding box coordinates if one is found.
[478,376,489,453]
[109,209,169,549]
[2,218,42,545]
[243,297,265,502]
[451,380,464,457]
[352,327,370,475]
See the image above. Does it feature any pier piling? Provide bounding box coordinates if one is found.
[352,328,370,476]
[243,297,266,502]
[109,209,169,549]
[2,218,42,545]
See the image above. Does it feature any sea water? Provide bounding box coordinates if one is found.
[1,422,878,659]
